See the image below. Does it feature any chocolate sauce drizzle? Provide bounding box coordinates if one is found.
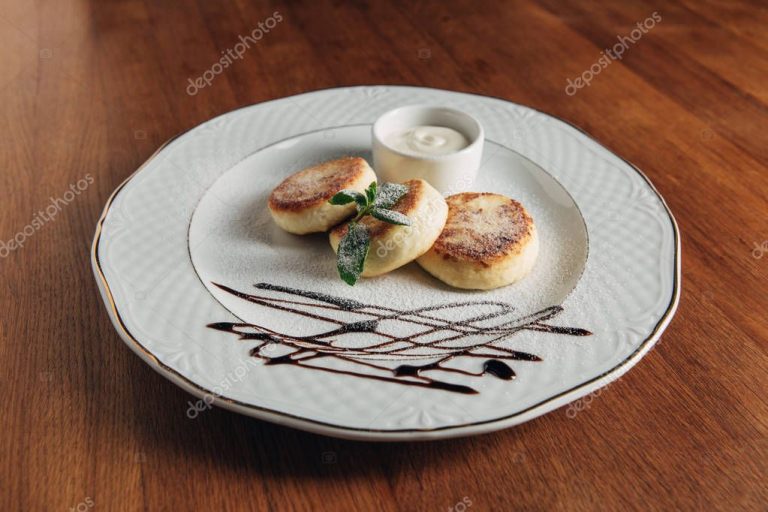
[208,283,591,394]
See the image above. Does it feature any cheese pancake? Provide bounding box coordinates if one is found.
[268,157,377,234]
[417,193,539,289]
[329,179,448,277]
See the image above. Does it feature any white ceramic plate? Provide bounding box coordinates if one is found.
[92,86,680,441]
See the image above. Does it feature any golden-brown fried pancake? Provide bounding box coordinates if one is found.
[417,192,539,289]
[329,179,448,277]
[268,157,377,234]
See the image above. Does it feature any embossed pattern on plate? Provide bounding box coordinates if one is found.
[92,86,680,441]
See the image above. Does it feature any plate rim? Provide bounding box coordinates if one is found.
[91,85,681,441]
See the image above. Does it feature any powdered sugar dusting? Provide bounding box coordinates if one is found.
[374,182,409,209]
[189,131,588,362]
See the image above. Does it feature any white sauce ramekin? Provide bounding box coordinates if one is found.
[372,105,484,194]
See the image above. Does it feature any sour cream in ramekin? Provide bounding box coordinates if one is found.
[385,125,470,157]
[372,106,484,194]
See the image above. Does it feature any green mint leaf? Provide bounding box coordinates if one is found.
[365,181,377,204]
[329,190,364,206]
[370,208,411,226]
[374,183,409,209]
[354,193,369,214]
[336,223,370,286]
[330,182,412,285]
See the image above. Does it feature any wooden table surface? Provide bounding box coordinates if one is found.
[2,1,766,510]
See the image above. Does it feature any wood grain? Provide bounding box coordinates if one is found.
[1,1,766,510]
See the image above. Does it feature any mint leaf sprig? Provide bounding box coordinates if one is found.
[329,182,410,285]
